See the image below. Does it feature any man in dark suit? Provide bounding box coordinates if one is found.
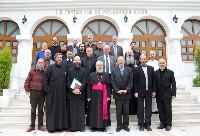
[67,38,79,56]
[154,58,176,131]
[85,35,97,51]
[134,54,156,131]
[110,35,123,59]
[111,56,133,132]
[81,47,97,115]
[48,37,61,61]
[81,47,96,76]
[97,45,116,74]
[62,50,74,72]
[130,41,140,62]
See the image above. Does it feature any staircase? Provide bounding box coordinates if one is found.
[0,87,200,128]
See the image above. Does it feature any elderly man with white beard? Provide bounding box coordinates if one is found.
[125,50,139,69]
[86,61,112,132]
[125,50,139,116]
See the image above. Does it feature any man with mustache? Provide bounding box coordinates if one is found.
[86,61,111,132]
[44,53,68,133]
[67,56,87,132]
[125,50,139,116]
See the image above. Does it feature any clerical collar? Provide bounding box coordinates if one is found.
[159,67,167,72]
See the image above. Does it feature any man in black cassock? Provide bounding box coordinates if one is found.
[87,61,111,132]
[44,53,68,133]
[67,56,87,132]
[125,50,139,115]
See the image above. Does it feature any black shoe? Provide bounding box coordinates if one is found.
[116,126,122,132]
[91,128,96,132]
[145,126,152,131]
[80,130,85,132]
[157,125,165,129]
[139,125,144,131]
[48,130,54,133]
[165,125,171,131]
[124,127,130,132]
[101,128,107,132]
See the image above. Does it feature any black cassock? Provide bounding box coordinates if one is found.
[86,72,111,128]
[67,66,87,131]
[125,63,138,115]
[44,63,68,131]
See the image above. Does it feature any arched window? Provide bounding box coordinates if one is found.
[81,19,118,46]
[32,19,69,66]
[0,20,20,63]
[180,19,200,61]
[131,19,167,60]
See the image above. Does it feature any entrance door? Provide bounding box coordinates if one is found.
[32,19,69,67]
[81,19,118,46]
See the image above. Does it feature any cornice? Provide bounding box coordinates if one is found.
[0,0,200,11]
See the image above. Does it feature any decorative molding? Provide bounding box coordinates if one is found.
[1,0,200,11]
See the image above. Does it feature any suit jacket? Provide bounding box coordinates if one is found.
[111,66,133,99]
[97,55,116,74]
[62,58,74,73]
[133,50,140,61]
[110,45,123,58]
[134,65,155,97]
[81,56,97,76]
[85,43,97,51]
[154,68,176,99]
[67,45,79,55]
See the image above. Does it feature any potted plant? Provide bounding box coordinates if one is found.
[0,46,15,107]
[0,46,13,96]
[193,45,200,87]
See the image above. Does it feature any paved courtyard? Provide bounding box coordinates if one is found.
[1,125,200,136]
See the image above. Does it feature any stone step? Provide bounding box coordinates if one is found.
[2,106,31,113]
[9,99,30,106]
[0,119,200,129]
[1,111,199,122]
[0,113,46,122]
[109,104,200,113]
[176,92,190,98]
[109,111,200,122]
[14,94,30,101]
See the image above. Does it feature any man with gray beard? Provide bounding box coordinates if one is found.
[125,50,139,115]
[67,56,87,132]
[44,53,68,133]
[125,50,139,68]
[86,61,111,132]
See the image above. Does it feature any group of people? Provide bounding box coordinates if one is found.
[24,35,176,133]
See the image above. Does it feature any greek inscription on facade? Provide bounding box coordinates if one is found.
[56,9,147,15]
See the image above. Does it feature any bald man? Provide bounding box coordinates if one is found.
[134,54,156,131]
[67,38,79,56]
[48,37,61,61]
[154,59,176,131]
[67,56,87,132]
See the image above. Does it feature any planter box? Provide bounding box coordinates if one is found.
[0,89,17,108]
[187,87,200,102]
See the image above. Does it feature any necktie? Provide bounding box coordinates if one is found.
[120,67,123,76]
[106,56,109,73]
[114,46,117,57]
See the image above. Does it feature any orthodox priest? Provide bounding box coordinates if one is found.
[44,53,68,133]
[67,56,87,132]
[87,61,111,132]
